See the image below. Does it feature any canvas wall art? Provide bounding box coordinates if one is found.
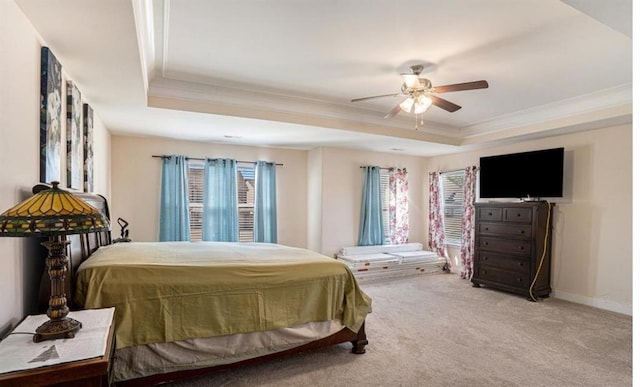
[66,81,83,190]
[83,103,94,192]
[39,47,62,184]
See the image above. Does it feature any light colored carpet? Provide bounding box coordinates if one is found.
[166,274,632,386]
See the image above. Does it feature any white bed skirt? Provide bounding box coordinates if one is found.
[113,319,344,382]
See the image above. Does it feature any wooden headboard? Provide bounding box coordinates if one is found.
[33,184,113,312]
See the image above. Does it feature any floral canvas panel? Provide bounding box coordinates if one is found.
[39,47,62,184]
[66,81,83,190]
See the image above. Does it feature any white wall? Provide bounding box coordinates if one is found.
[110,135,308,247]
[0,0,110,334]
[426,124,632,314]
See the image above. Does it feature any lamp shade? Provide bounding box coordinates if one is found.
[0,181,109,237]
[413,94,432,114]
[399,97,415,113]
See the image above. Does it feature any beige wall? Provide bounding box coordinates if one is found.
[427,124,632,314]
[307,148,323,252]
[110,135,308,247]
[311,147,428,257]
[111,138,429,259]
[0,0,110,334]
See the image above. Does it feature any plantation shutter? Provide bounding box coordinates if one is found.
[187,161,204,242]
[441,170,465,245]
[379,169,390,244]
[237,166,255,242]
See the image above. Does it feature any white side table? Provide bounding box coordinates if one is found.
[0,308,116,386]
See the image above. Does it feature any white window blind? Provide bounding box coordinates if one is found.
[441,170,465,245]
[187,161,256,242]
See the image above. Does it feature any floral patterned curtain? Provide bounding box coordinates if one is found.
[460,166,478,280]
[428,172,447,267]
[388,168,409,244]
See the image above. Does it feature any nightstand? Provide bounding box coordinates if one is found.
[0,308,116,386]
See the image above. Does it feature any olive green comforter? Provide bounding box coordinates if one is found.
[75,242,372,349]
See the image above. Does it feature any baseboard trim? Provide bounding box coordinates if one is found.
[551,290,631,316]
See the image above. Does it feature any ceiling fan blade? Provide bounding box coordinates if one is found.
[430,95,462,112]
[432,80,489,94]
[401,74,421,89]
[384,104,402,119]
[351,93,399,103]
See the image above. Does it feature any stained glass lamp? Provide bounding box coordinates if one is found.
[0,181,109,342]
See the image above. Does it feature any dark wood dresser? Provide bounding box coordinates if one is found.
[471,201,554,300]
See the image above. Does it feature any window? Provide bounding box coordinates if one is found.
[441,170,464,245]
[379,169,391,244]
[187,161,256,242]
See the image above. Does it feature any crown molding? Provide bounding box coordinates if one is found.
[461,84,632,138]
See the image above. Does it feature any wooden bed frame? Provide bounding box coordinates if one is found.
[33,184,368,385]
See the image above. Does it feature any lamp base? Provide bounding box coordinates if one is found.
[33,317,82,343]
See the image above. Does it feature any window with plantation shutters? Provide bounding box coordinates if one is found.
[187,161,256,242]
[441,170,464,245]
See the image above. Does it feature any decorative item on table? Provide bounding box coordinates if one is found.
[0,182,109,342]
[114,217,131,243]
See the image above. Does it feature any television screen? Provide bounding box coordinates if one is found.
[479,148,564,199]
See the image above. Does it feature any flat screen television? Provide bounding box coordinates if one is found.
[479,147,564,199]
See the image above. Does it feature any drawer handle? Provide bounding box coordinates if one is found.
[482,270,487,275]
[517,213,521,217]
[521,230,525,234]
[488,212,492,216]
[520,246,525,250]
[485,227,489,231]
[483,256,488,261]
[517,277,522,282]
[519,262,524,267]
[484,241,489,246]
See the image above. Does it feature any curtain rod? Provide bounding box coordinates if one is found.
[359,166,406,171]
[152,155,284,166]
[438,166,477,174]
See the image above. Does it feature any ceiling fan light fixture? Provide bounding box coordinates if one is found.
[399,97,414,113]
[413,94,432,114]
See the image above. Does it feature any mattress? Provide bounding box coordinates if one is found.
[338,242,424,256]
[387,250,441,263]
[336,244,446,282]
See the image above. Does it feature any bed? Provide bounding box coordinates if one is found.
[32,186,371,385]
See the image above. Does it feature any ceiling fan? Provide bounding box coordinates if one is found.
[351,65,488,125]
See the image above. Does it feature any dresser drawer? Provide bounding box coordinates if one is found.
[504,207,533,223]
[475,252,529,273]
[477,236,531,256]
[475,265,528,289]
[478,207,502,221]
[477,222,532,238]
